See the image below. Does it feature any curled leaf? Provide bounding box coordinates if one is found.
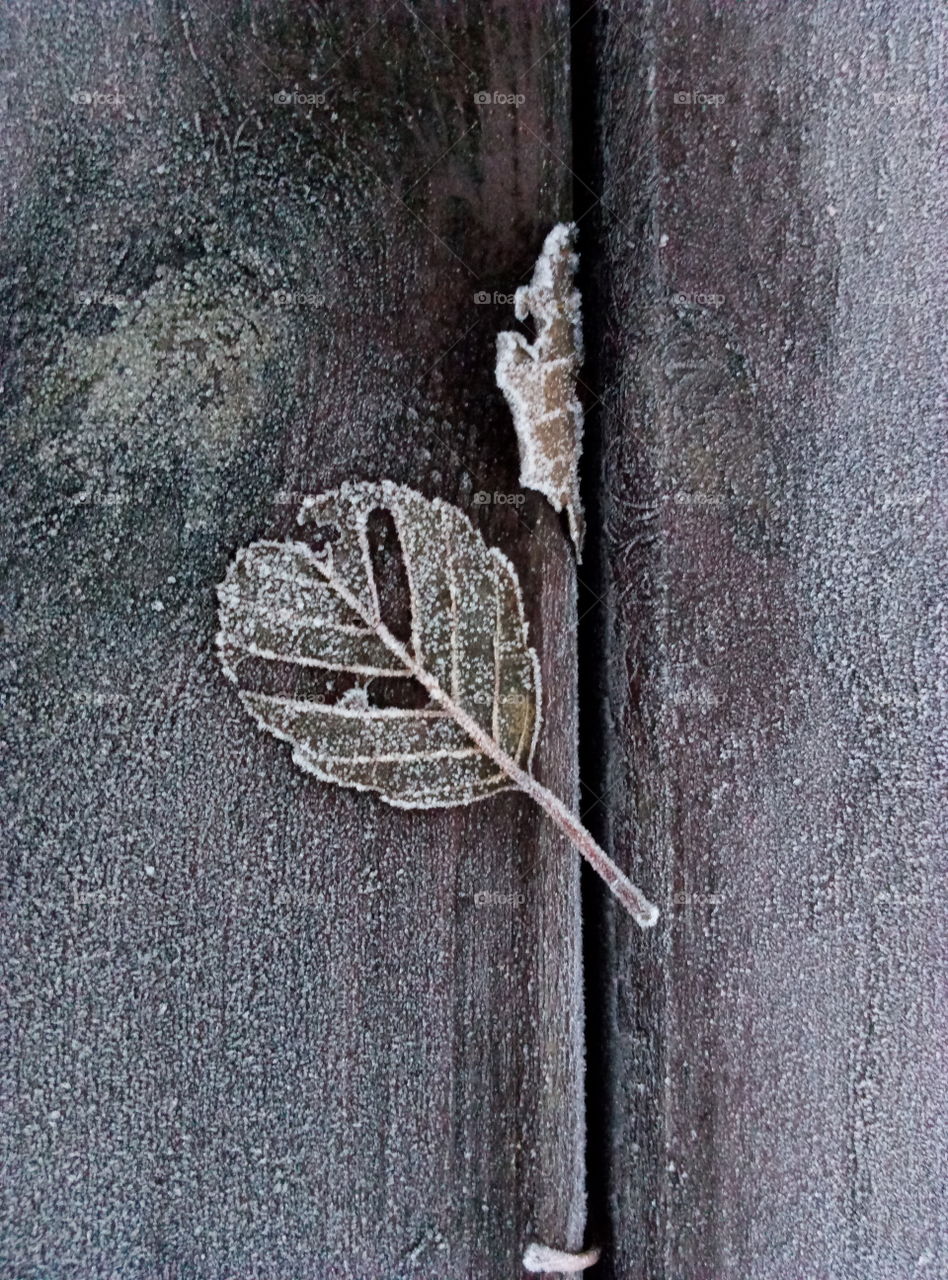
[496,223,585,557]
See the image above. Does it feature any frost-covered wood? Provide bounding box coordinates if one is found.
[588,1,947,1276]
[0,3,586,1277]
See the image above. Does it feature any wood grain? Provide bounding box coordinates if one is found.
[0,4,589,1276]
[586,1,946,1276]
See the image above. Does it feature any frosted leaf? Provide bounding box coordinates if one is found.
[216,481,657,926]
[496,223,586,557]
[217,481,539,808]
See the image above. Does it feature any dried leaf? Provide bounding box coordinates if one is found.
[216,481,656,926]
[217,480,539,809]
[496,223,585,557]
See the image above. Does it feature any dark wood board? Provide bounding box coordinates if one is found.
[0,4,591,1276]
[583,1,946,1277]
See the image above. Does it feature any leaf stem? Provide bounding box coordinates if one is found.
[500,758,660,930]
[432,699,659,929]
[314,555,659,929]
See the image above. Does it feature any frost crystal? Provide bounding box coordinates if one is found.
[496,223,586,557]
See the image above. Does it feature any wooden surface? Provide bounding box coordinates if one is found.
[1,4,589,1276]
[3,3,945,1278]
[587,1,946,1277]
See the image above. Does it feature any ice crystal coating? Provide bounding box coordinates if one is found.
[496,223,585,557]
[216,481,541,808]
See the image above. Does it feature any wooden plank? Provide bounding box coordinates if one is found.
[587,1,946,1276]
[1,4,590,1275]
